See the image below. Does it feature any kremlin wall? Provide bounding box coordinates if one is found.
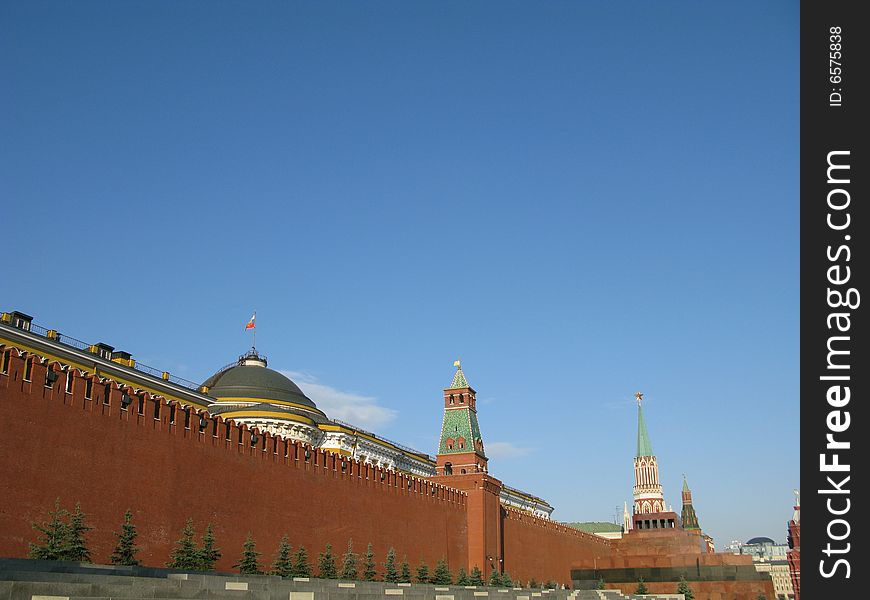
[0,310,775,600]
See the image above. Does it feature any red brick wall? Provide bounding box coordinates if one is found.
[0,352,468,573]
[0,345,779,600]
[501,507,613,586]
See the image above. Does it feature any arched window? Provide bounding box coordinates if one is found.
[457,437,466,450]
[444,462,453,475]
[446,437,454,450]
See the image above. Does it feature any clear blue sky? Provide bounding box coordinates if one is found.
[1,1,798,549]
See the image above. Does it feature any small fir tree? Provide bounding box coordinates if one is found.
[292,546,311,578]
[236,534,263,575]
[501,573,513,587]
[489,569,501,586]
[545,581,557,590]
[272,535,293,577]
[470,566,484,586]
[400,559,411,583]
[676,575,694,600]
[318,543,337,579]
[362,543,377,581]
[635,577,648,594]
[64,502,92,562]
[340,539,358,580]
[167,519,200,570]
[29,499,69,560]
[756,595,767,600]
[416,560,430,583]
[528,578,539,589]
[456,567,470,585]
[384,547,399,583]
[198,524,221,571]
[432,559,452,585]
[110,510,140,566]
[596,577,605,590]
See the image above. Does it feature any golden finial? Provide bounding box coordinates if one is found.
[454,358,461,369]
[635,391,644,404]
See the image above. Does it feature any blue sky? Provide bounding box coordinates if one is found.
[1,1,798,548]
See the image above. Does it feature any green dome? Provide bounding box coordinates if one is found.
[202,351,321,412]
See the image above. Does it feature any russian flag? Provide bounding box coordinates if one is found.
[245,313,256,330]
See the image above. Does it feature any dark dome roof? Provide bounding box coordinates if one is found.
[746,537,776,545]
[202,354,318,410]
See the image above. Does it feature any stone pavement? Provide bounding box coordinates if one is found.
[0,559,680,600]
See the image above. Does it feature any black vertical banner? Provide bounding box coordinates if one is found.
[802,1,868,598]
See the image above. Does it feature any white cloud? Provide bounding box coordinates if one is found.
[279,370,397,430]
[485,441,533,459]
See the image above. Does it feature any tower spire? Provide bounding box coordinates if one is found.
[632,391,667,518]
[680,474,701,531]
[436,360,487,476]
[449,359,469,389]
[636,392,653,457]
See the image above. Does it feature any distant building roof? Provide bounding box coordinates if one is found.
[568,522,623,534]
[746,536,777,545]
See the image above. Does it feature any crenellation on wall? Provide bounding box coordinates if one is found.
[503,507,613,550]
[2,346,470,510]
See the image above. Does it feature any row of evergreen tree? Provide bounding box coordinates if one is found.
[29,501,562,588]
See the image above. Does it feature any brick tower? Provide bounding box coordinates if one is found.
[435,361,488,476]
[631,392,678,529]
[680,475,701,531]
[432,361,502,575]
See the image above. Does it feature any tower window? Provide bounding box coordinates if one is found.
[458,394,464,404]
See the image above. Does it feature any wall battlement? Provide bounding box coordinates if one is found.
[0,345,466,509]
[502,508,612,551]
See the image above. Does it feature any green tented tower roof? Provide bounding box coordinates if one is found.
[636,398,654,457]
[438,365,486,458]
[449,366,469,389]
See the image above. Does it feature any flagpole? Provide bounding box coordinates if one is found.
[253,311,256,351]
